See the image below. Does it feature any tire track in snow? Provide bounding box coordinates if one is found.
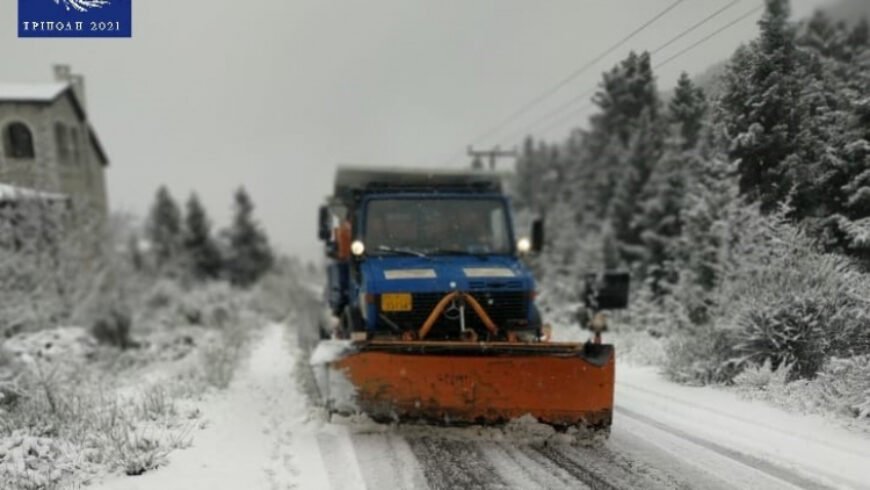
[528,445,618,490]
[615,407,828,490]
[408,437,509,490]
[502,443,592,489]
[542,442,691,490]
[351,433,429,490]
[479,442,579,490]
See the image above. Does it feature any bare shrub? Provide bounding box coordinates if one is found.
[199,337,240,389]
[136,385,176,421]
[91,306,135,349]
[197,312,258,389]
[1,359,196,486]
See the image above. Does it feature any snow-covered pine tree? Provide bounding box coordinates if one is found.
[146,185,183,269]
[668,72,707,151]
[607,110,664,268]
[670,125,739,325]
[183,194,223,281]
[224,187,274,287]
[637,74,708,296]
[579,51,661,221]
[718,0,803,211]
[792,11,870,264]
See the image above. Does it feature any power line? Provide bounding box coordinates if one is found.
[651,0,742,56]
[466,0,686,149]
[654,4,764,69]
[538,4,764,141]
[496,0,745,148]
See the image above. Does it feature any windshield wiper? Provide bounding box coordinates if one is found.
[428,248,490,257]
[376,245,428,258]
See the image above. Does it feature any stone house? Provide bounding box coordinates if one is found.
[0,65,109,217]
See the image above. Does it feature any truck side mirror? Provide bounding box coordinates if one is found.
[531,218,544,253]
[318,206,332,241]
[583,272,630,311]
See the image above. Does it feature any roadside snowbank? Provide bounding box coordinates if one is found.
[617,365,870,489]
[91,323,344,490]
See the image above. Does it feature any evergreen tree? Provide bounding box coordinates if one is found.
[671,127,739,324]
[638,149,692,295]
[578,51,662,220]
[636,75,708,294]
[791,12,870,264]
[146,185,183,268]
[183,194,222,281]
[718,0,803,211]
[668,73,707,150]
[225,187,274,287]
[607,111,664,267]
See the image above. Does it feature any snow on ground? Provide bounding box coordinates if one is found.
[616,366,870,489]
[92,320,870,490]
[92,323,343,490]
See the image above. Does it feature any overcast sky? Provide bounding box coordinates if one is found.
[0,0,839,261]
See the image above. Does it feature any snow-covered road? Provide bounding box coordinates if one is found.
[95,322,870,490]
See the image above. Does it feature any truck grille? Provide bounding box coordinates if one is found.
[379,291,528,338]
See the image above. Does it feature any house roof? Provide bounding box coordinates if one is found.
[0,82,109,167]
[0,82,69,102]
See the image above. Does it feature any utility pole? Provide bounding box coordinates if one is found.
[467,146,517,171]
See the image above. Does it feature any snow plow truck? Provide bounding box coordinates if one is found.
[311,166,629,432]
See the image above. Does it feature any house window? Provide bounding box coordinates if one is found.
[70,127,82,165]
[3,122,35,159]
[55,123,71,164]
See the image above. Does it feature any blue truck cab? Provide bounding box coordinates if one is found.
[318,167,544,341]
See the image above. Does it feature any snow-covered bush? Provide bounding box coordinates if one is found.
[815,356,870,419]
[0,341,199,486]
[723,213,870,380]
[734,298,832,380]
[610,329,668,366]
[175,281,240,328]
[247,257,306,322]
[144,278,184,311]
[732,359,791,392]
[663,202,870,384]
[663,324,738,385]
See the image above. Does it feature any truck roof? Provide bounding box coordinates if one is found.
[333,166,505,206]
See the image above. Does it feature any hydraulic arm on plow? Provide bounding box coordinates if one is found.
[311,166,629,432]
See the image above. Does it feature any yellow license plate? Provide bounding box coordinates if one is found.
[381,293,412,312]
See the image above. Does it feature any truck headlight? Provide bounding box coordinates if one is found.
[351,240,366,256]
[517,237,531,254]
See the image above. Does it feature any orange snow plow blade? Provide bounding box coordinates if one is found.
[314,340,614,429]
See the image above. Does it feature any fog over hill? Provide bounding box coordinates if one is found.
[824,0,870,23]
[689,0,870,98]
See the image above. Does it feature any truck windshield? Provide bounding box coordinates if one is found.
[365,198,513,255]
